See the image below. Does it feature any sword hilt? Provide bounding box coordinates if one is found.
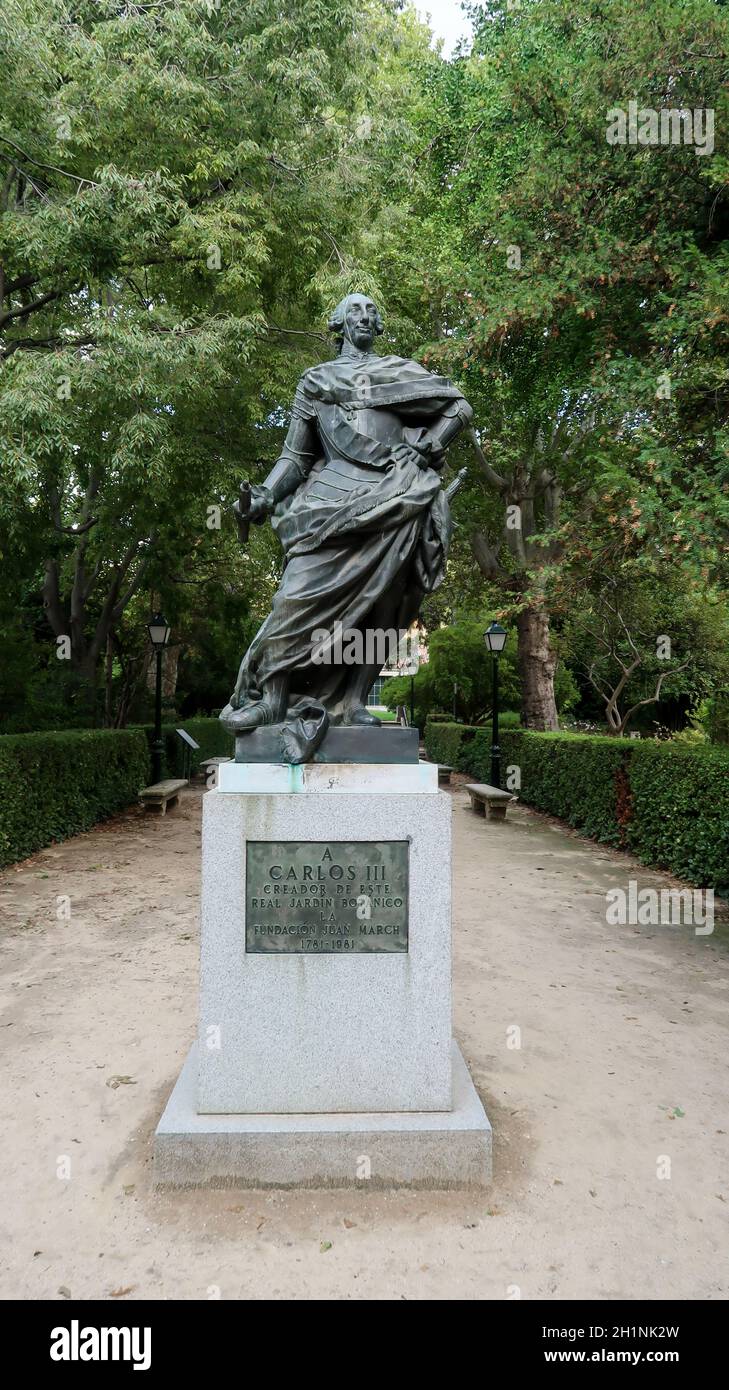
[444,466,468,501]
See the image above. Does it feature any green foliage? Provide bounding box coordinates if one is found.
[0,0,434,714]
[499,731,630,846]
[374,0,729,727]
[0,660,105,733]
[407,0,729,576]
[377,677,424,733]
[381,616,521,727]
[707,692,729,745]
[563,562,729,734]
[382,610,577,732]
[0,717,233,865]
[0,727,149,866]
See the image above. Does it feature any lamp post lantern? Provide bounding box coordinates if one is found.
[147,612,171,784]
[484,621,507,789]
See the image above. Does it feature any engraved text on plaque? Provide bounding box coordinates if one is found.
[245,840,409,953]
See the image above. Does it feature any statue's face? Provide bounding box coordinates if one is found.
[343,294,378,350]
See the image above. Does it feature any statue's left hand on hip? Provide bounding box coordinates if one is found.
[393,441,436,471]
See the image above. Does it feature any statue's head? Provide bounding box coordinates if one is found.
[328,293,384,353]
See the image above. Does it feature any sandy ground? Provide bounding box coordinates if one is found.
[0,778,727,1302]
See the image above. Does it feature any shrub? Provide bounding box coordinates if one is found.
[0,728,149,867]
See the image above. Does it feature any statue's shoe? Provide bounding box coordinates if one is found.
[223,699,280,731]
[343,705,382,727]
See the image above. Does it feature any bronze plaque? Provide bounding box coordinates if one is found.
[246,840,409,954]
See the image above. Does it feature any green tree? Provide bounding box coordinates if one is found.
[0,0,434,721]
[381,611,576,726]
[373,0,729,727]
[563,562,729,734]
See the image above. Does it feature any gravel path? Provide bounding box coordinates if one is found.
[0,782,727,1300]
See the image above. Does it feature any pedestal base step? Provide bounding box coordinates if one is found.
[154,1041,492,1189]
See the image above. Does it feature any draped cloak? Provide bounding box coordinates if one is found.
[222,350,468,760]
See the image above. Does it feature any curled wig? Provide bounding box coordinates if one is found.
[327,294,384,346]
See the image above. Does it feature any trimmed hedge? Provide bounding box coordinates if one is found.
[0,717,233,867]
[627,742,729,891]
[491,730,629,847]
[0,728,150,867]
[424,720,480,768]
[424,720,729,891]
[424,713,522,771]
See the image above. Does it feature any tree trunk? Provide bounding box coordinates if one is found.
[104,632,114,727]
[517,605,559,730]
[162,644,178,702]
[145,644,178,702]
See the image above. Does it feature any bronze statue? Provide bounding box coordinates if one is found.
[220,293,472,761]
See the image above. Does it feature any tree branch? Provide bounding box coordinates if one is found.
[112,543,155,623]
[42,558,66,637]
[471,530,506,581]
[0,134,99,187]
[0,288,63,331]
[621,661,691,727]
[266,322,329,343]
[466,426,507,492]
[1,333,96,358]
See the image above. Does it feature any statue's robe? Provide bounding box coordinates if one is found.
[224,350,467,759]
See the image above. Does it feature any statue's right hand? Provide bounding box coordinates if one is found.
[250,485,273,524]
[237,483,273,526]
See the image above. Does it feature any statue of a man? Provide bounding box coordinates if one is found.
[220,293,473,759]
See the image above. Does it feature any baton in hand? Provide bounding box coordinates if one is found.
[234,480,252,546]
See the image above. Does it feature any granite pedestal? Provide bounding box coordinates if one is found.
[153,760,492,1187]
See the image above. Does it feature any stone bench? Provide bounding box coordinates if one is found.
[199,755,231,773]
[140,778,188,815]
[199,756,232,787]
[464,782,515,823]
[437,764,454,786]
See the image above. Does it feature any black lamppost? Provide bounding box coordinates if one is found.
[397,645,420,729]
[484,621,507,788]
[147,612,171,784]
[398,659,417,727]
